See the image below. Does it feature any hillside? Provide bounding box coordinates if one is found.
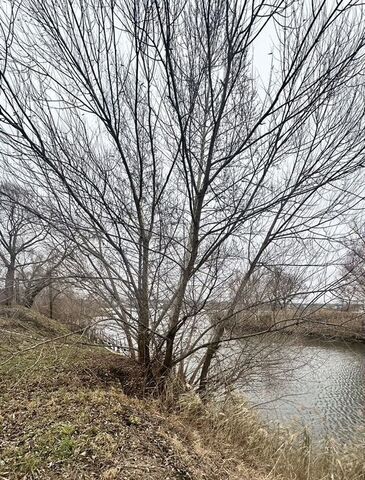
[0,307,262,480]
[1,308,364,480]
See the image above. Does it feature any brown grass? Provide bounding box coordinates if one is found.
[0,307,263,480]
[235,308,365,341]
[1,306,363,480]
[176,393,365,480]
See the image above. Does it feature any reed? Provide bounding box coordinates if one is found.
[177,393,365,480]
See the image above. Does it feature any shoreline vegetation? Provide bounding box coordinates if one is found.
[231,308,365,343]
[1,307,364,480]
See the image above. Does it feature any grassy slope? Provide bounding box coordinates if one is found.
[0,307,262,480]
[1,308,364,480]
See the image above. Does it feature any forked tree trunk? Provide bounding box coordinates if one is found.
[21,281,48,308]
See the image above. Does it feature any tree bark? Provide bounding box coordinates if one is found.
[197,324,225,396]
[137,237,151,368]
[4,259,16,306]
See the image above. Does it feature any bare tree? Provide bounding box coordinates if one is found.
[0,181,69,307]
[231,265,303,313]
[336,226,365,310]
[0,182,47,305]
[18,243,70,308]
[1,0,365,392]
[265,266,303,311]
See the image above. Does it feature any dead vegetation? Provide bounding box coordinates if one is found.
[0,307,263,480]
[0,308,364,480]
[177,394,365,480]
[233,308,365,341]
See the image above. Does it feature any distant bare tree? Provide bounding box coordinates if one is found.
[18,244,70,308]
[265,266,303,311]
[0,182,69,307]
[231,265,303,313]
[1,0,365,392]
[0,182,46,305]
[337,227,365,309]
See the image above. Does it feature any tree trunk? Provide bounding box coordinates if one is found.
[137,237,151,368]
[137,307,150,366]
[197,324,225,396]
[49,280,54,318]
[4,260,16,306]
[21,281,48,308]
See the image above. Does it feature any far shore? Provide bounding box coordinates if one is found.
[231,308,365,343]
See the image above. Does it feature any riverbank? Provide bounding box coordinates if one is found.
[0,307,266,480]
[1,307,364,479]
[234,308,365,342]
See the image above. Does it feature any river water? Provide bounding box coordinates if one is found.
[96,319,364,443]
[237,336,365,443]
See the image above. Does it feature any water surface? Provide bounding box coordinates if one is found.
[96,318,365,442]
[238,336,365,442]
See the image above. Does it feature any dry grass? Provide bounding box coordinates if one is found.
[176,393,365,480]
[0,307,263,480]
[235,308,365,341]
[1,306,363,480]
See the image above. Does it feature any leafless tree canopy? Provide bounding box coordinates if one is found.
[1,0,365,390]
[0,182,69,307]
